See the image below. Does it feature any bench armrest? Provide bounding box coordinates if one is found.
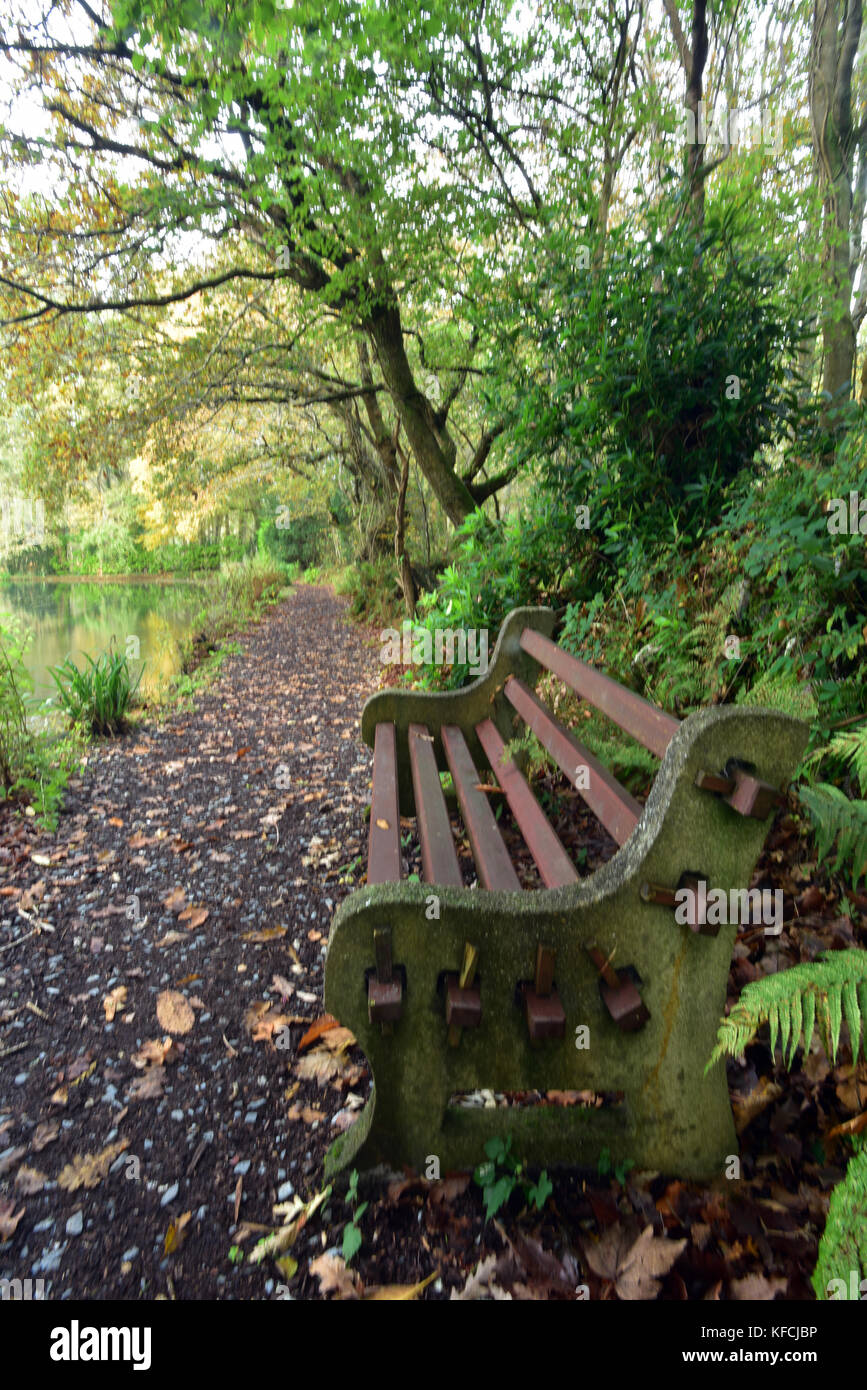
[360,606,557,816]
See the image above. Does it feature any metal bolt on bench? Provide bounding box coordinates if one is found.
[324,607,808,1181]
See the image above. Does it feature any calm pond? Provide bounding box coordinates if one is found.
[0,576,206,704]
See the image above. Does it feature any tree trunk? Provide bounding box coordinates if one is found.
[366,301,477,528]
[810,0,863,411]
[395,448,416,619]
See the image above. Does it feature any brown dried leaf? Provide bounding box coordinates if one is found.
[162,887,186,914]
[309,1252,362,1299]
[178,906,209,930]
[131,1037,182,1069]
[103,985,128,1022]
[730,1274,788,1300]
[156,989,195,1036]
[14,1164,46,1194]
[0,1197,25,1240]
[0,1146,26,1176]
[58,1139,130,1192]
[128,1067,166,1101]
[31,1120,60,1152]
[732,1078,783,1135]
[241,926,286,942]
[583,1224,686,1300]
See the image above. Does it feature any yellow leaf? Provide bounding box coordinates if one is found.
[363,1271,439,1300]
[375,818,389,830]
[164,1211,192,1254]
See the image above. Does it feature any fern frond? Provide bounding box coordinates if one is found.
[799,782,867,889]
[705,950,867,1072]
[811,1148,867,1300]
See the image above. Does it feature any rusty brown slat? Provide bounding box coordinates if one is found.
[408,723,464,887]
[519,628,679,759]
[441,725,522,892]
[367,722,402,884]
[504,678,641,847]
[475,718,579,889]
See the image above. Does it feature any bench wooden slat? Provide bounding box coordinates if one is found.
[408,723,464,887]
[368,722,402,884]
[504,677,642,847]
[475,718,579,889]
[519,628,679,759]
[441,725,522,892]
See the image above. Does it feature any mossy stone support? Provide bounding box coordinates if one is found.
[324,705,808,1181]
[361,606,557,816]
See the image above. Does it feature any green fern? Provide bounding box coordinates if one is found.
[811,1146,867,1300]
[706,949,867,1072]
[798,782,867,889]
[803,722,867,797]
[735,672,818,721]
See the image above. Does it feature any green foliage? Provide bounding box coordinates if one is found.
[512,207,805,556]
[257,508,327,569]
[798,784,867,889]
[0,613,35,789]
[811,1144,867,1300]
[342,1169,367,1266]
[0,614,83,828]
[706,950,867,1071]
[597,1147,636,1185]
[50,647,142,735]
[473,1135,552,1221]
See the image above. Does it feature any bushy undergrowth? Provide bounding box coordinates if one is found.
[0,614,83,829]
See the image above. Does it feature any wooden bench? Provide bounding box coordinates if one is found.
[324,607,808,1180]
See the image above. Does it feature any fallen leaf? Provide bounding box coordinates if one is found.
[58,1139,130,1192]
[0,1146,26,1176]
[294,1049,347,1085]
[241,926,287,942]
[156,990,195,1036]
[297,1014,340,1052]
[30,853,52,867]
[364,1271,439,1300]
[32,1120,60,1151]
[730,1274,788,1300]
[103,985,128,1022]
[375,818,390,830]
[0,1198,25,1240]
[271,973,295,997]
[732,1079,783,1135]
[429,1175,471,1205]
[274,1255,298,1281]
[14,1165,46,1194]
[583,1224,686,1300]
[178,906,209,930]
[162,887,187,914]
[128,1067,166,1101]
[288,1104,325,1124]
[108,817,124,828]
[156,931,186,947]
[164,1209,192,1255]
[309,1252,362,1299]
[131,1037,183,1069]
[49,1085,68,1106]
